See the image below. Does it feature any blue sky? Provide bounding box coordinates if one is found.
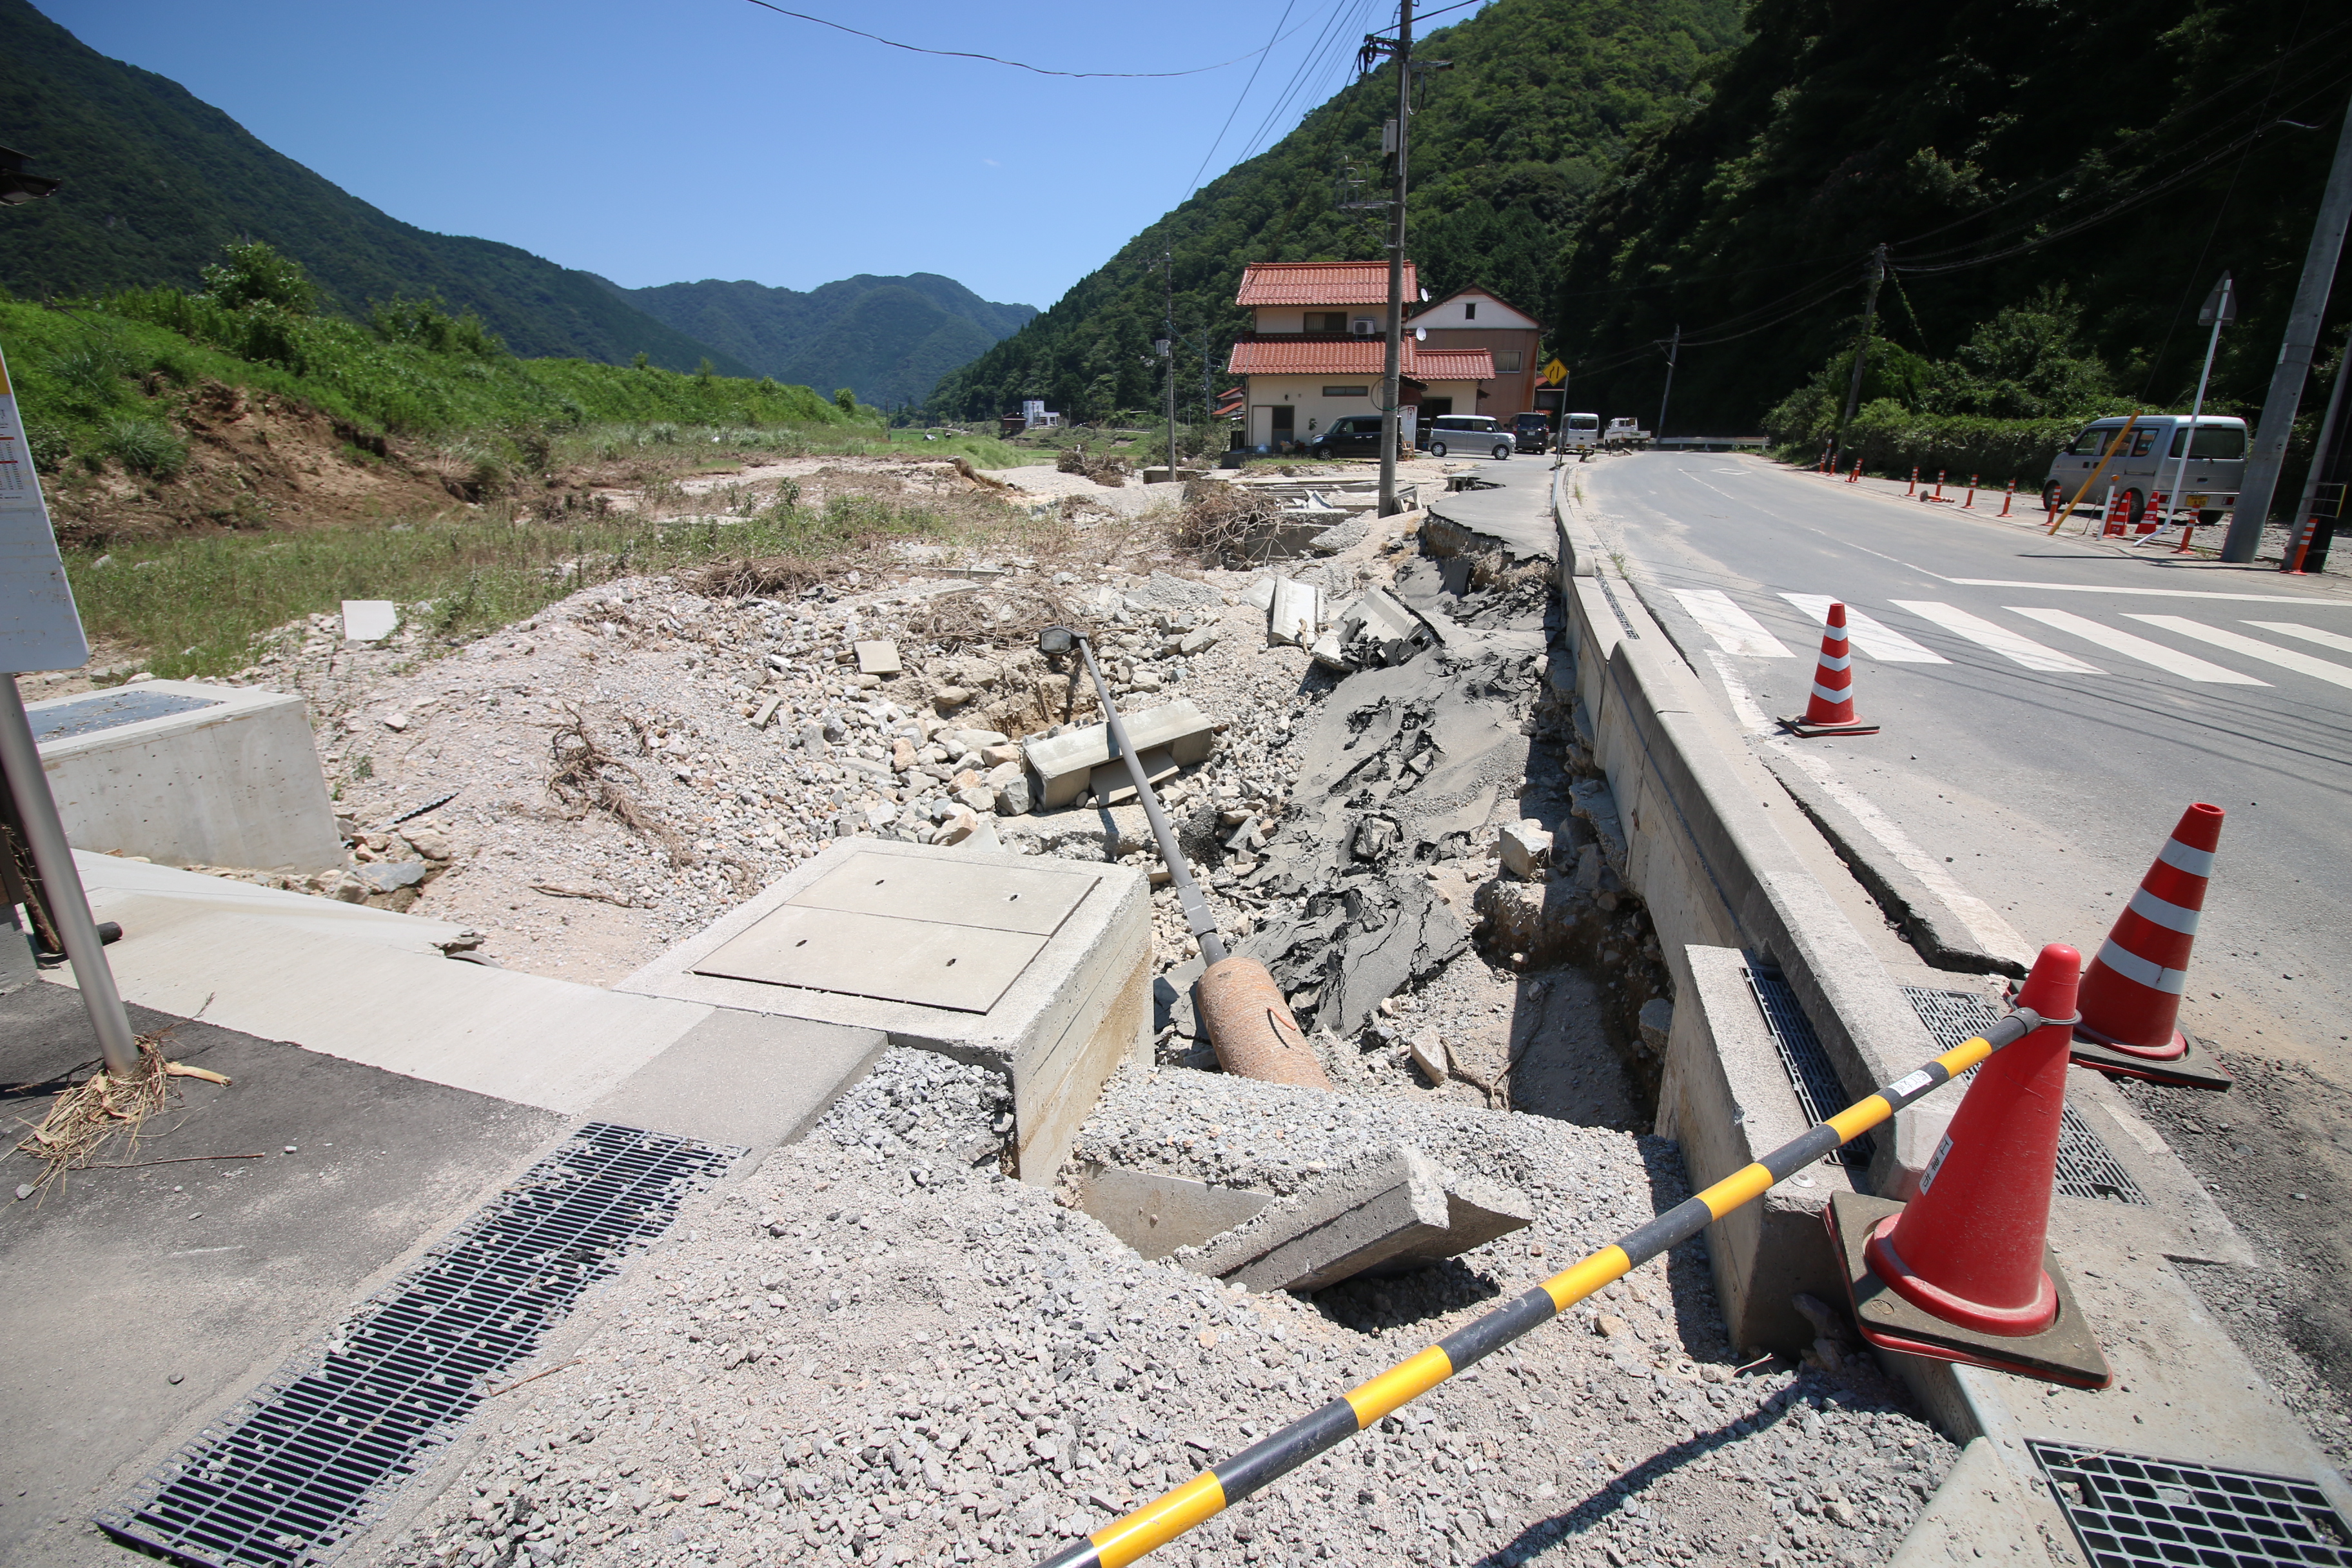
[42,0,1462,310]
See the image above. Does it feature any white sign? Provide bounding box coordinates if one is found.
[0,342,88,674]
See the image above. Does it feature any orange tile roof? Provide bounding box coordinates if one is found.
[1235,260,1418,307]
[1224,337,1492,380]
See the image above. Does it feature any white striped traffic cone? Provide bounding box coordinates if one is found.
[2075,803,2222,1060]
[1779,602,1880,737]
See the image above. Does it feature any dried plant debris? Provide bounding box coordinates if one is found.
[547,702,670,842]
[13,1020,230,1193]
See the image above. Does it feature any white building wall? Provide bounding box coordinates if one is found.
[1243,376,1383,446]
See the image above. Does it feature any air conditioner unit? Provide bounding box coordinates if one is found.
[1351,318,1377,335]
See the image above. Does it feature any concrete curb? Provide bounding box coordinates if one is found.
[1754,750,2028,979]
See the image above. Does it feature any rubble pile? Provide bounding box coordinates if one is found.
[380,1051,1961,1568]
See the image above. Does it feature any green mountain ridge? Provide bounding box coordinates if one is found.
[606,273,1036,409]
[929,0,1748,422]
[0,0,752,374]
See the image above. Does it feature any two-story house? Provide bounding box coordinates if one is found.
[1403,286,1543,421]
[1224,261,1496,451]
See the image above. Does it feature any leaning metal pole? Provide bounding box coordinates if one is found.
[0,678,139,1074]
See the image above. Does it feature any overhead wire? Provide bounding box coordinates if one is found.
[1179,0,1308,202]
[734,0,1300,78]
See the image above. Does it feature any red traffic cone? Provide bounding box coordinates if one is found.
[1827,944,2113,1388]
[2077,803,2220,1061]
[1779,602,1879,736]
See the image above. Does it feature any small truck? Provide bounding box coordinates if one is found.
[1603,416,1651,449]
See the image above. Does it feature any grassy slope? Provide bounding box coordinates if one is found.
[928,0,1745,420]
[1552,0,2352,431]
[0,0,746,373]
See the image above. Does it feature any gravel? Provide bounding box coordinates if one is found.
[376,1049,1961,1568]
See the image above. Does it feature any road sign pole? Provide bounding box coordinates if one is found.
[2162,274,2232,534]
[2223,90,2352,563]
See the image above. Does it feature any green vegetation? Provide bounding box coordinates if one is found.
[614,273,1036,409]
[0,0,741,371]
[1553,0,2352,441]
[930,0,1745,420]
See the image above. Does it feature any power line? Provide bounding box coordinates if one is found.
[736,0,1295,78]
[1181,0,1306,203]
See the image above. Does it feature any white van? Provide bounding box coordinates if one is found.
[2041,415,2247,525]
[1562,412,1601,453]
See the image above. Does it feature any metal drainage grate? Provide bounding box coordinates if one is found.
[1903,986,2148,1206]
[2032,1442,2352,1567]
[97,1122,738,1568]
[1747,966,1873,1170]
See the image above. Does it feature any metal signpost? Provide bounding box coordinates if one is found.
[0,340,141,1075]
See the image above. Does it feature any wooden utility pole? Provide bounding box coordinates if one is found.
[1832,244,1888,470]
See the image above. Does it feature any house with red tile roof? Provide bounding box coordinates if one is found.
[1224,261,1495,451]
[1405,286,1544,426]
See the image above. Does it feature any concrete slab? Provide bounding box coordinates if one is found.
[1268,578,1320,647]
[1077,1168,1272,1260]
[340,600,398,641]
[1420,464,1560,565]
[1023,699,1215,809]
[1180,1144,1531,1293]
[854,640,902,675]
[618,838,1151,1185]
[0,983,566,1564]
[28,680,342,872]
[72,851,472,956]
[585,1006,887,1155]
[46,908,711,1113]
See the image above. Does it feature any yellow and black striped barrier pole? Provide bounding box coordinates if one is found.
[1035,1005,2048,1568]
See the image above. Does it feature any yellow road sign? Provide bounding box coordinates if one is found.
[1539,358,1568,386]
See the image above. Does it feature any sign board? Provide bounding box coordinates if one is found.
[1538,358,1569,387]
[0,343,88,674]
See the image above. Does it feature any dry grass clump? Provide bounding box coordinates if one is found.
[1173,482,1288,562]
[691,555,827,598]
[547,702,671,843]
[906,587,1077,654]
[12,1020,231,1193]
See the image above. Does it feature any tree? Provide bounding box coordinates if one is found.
[199,240,317,315]
[834,387,858,414]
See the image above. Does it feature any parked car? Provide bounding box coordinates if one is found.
[1511,413,1551,453]
[1560,411,1601,453]
[2041,415,2247,525]
[1304,414,1387,458]
[1422,413,1514,460]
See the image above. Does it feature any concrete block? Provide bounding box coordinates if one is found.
[1180,1145,1530,1293]
[1078,1168,1271,1259]
[1498,818,1552,879]
[617,838,1151,1185]
[28,680,342,872]
[1023,698,1215,808]
[854,640,902,676]
[1337,588,1433,665]
[1090,745,1179,806]
[1407,1030,1449,1085]
[1242,576,1279,612]
[340,600,398,642]
[1267,579,1320,647]
[1309,631,1348,671]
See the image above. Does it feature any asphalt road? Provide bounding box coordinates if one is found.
[1578,450,2352,1071]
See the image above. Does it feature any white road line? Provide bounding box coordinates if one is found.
[1779,594,1950,663]
[1702,650,2034,967]
[1672,588,1795,658]
[2124,616,2352,691]
[2245,620,2352,657]
[1890,600,2104,673]
[1950,578,2342,604]
[2006,607,2269,684]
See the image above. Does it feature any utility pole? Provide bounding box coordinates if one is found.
[1832,244,1888,469]
[1161,248,1180,480]
[1656,324,1681,442]
[2224,91,2352,563]
[1375,0,1413,517]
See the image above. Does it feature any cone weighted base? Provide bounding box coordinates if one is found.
[1827,1191,2112,1390]
[1777,715,1881,738]
[2069,1030,2234,1092]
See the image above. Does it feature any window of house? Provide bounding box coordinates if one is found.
[1308,313,1347,333]
[1493,349,1523,373]
[1322,386,1369,397]
[1464,301,1477,320]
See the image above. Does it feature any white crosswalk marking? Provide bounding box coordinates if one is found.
[1890,601,2104,673]
[2244,620,2352,657]
[1778,594,1949,663]
[2007,608,2268,684]
[2125,616,2352,691]
[1671,589,1793,657]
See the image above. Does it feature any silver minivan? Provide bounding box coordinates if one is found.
[1421,414,1514,460]
[2041,415,2246,525]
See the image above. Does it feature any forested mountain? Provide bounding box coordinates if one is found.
[609,274,1035,410]
[1553,0,2352,435]
[930,0,1746,421]
[0,0,745,373]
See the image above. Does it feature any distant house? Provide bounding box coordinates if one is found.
[1224,260,1494,450]
[1404,286,1543,422]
